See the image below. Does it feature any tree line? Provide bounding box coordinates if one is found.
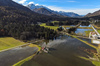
[0,23,57,40]
[46,20,90,26]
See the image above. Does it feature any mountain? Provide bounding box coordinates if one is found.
[26,4,48,10]
[85,10,100,17]
[58,11,81,17]
[0,0,60,25]
[0,0,32,12]
[33,8,55,16]
[33,8,65,17]
[26,3,81,17]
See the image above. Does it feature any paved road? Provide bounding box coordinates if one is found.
[0,46,38,66]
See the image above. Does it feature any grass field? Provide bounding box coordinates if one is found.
[40,23,59,30]
[0,37,25,51]
[51,21,59,23]
[63,25,92,29]
[93,24,100,29]
[85,30,100,37]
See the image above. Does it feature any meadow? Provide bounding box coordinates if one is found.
[40,23,59,30]
[0,37,25,51]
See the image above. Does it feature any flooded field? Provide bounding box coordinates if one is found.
[22,35,96,66]
[75,28,93,34]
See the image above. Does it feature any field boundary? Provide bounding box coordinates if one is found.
[0,43,30,53]
[13,45,41,66]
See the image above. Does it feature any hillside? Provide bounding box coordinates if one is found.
[26,3,81,17]
[0,0,32,12]
[0,6,55,24]
[33,8,62,17]
[85,10,100,17]
[0,0,60,24]
[0,37,25,51]
[33,8,54,15]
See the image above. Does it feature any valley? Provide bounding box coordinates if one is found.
[0,0,100,66]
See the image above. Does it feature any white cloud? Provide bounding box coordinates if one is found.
[65,8,100,15]
[28,2,34,4]
[35,4,39,6]
[13,0,27,4]
[47,6,100,15]
[19,0,26,4]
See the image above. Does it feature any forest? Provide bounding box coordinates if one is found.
[0,23,57,40]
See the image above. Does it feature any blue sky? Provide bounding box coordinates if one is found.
[13,0,100,15]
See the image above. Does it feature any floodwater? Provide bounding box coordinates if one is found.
[80,25,91,27]
[22,35,96,66]
[0,45,38,66]
[66,25,93,35]
[75,28,93,34]
[75,25,93,36]
[70,25,91,27]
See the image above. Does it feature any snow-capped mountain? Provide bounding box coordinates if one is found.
[26,3,81,17]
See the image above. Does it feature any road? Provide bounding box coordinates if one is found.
[0,46,38,66]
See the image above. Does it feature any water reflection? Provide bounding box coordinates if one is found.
[22,35,96,66]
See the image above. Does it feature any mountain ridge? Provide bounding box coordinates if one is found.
[85,10,100,17]
[26,3,81,17]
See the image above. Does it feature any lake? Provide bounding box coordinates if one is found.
[75,28,93,34]
[70,25,91,27]
[66,25,93,36]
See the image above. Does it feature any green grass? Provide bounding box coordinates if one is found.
[51,21,59,23]
[85,30,100,37]
[79,56,100,66]
[0,37,25,51]
[66,33,97,49]
[98,30,100,33]
[40,23,59,30]
[93,24,100,29]
[13,54,36,66]
[63,25,92,29]
[92,61,100,66]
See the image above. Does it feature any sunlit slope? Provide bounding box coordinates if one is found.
[0,37,25,51]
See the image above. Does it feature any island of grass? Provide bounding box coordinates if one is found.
[0,37,25,51]
[40,23,59,30]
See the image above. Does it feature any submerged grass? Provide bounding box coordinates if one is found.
[13,44,41,66]
[79,56,100,66]
[69,34,100,66]
[0,37,25,51]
